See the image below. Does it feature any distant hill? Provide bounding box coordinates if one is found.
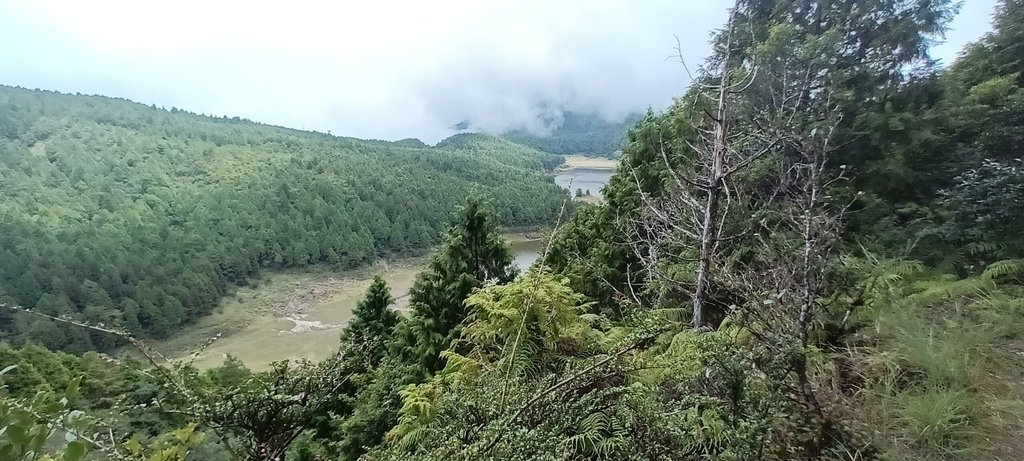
[501,111,642,157]
[435,132,564,170]
[0,85,567,352]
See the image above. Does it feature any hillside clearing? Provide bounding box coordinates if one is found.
[151,258,425,370]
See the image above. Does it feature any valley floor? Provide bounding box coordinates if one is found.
[151,258,426,370]
[148,234,543,370]
[560,154,618,170]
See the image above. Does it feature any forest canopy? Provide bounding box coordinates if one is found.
[4,1,1024,460]
[0,86,567,352]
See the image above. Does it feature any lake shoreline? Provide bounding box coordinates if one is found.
[554,155,618,201]
[558,154,619,171]
[149,232,545,370]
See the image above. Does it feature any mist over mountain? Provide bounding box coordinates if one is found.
[452,109,642,156]
[506,111,642,157]
[4,2,1023,461]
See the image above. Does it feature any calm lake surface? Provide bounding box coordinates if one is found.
[512,238,542,271]
[554,167,615,196]
[512,163,616,271]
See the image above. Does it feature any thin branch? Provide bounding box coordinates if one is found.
[478,335,653,455]
[499,177,573,411]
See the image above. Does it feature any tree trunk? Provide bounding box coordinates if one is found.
[692,2,737,330]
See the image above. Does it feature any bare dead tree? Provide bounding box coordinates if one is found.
[625,0,784,331]
[722,111,850,457]
[689,1,739,330]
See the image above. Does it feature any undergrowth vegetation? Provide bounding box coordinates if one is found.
[4,0,1024,460]
[836,256,1024,460]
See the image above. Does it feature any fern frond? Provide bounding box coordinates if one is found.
[981,259,1024,280]
[964,241,1005,256]
[934,252,968,276]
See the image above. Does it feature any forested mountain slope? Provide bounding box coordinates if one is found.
[5,1,1024,460]
[0,86,567,352]
[500,111,641,157]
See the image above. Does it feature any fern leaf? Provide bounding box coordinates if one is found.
[981,259,1024,280]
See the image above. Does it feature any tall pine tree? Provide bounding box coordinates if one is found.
[333,196,517,461]
[393,195,517,376]
[341,275,399,368]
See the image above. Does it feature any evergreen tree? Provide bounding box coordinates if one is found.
[305,279,399,453]
[393,193,520,374]
[393,195,516,376]
[333,197,518,461]
[341,276,399,368]
[944,0,1024,167]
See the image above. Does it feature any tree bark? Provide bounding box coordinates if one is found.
[692,2,738,330]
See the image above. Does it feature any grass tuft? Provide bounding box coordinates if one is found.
[891,388,973,457]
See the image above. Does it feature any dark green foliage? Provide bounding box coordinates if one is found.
[180,357,357,461]
[394,196,517,377]
[307,276,401,447]
[916,0,1024,258]
[209,355,252,388]
[0,341,217,458]
[725,1,961,245]
[332,357,419,461]
[7,2,1024,460]
[934,159,1024,252]
[341,276,399,368]
[544,204,638,315]
[502,111,642,157]
[0,86,567,351]
[321,196,520,461]
[945,0,1024,164]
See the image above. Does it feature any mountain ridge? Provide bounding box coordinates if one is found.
[0,85,568,352]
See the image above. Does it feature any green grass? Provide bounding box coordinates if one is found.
[890,388,974,458]
[840,263,1024,460]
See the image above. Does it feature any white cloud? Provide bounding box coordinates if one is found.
[0,0,997,143]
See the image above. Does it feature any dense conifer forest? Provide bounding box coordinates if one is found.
[0,86,566,351]
[4,1,1024,460]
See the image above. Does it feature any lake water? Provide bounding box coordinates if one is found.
[554,167,615,196]
[509,164,616,272]
[511,238,542,271]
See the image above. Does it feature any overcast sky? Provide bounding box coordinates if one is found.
[0,0,1000,143]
